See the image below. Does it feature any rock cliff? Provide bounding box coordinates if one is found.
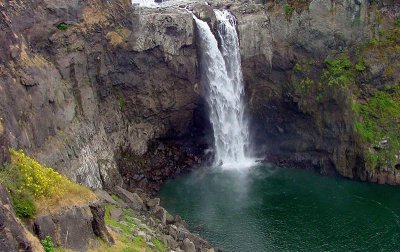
[229,0,400,183]
[1,0,400,251]
[0,0,399,193]
[0,0,210,192]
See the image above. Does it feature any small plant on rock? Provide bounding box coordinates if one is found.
[56,22,69,31]
[355,60,366,72]
[283,4,294,16]
[41,236,54,252]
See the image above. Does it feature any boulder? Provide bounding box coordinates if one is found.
[153,206,167,225]
[110,208,123,221]
[95,190,118,205]
[90,203,114,244]
[33,202,113,251]
[115,186,146,211]
[146,197,160,209]
[162,234,178,249]
[182,238,196,252]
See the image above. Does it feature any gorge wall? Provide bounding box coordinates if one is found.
[231,0,400,183]
[0,0,399,191]
[0,0,210,192]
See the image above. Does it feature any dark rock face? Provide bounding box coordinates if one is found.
[0,185,44,252]
[0,0,398,220]
[90,203,114,245]
[0,0,211,190]
[227,0,400,183]
[33,202,113,251]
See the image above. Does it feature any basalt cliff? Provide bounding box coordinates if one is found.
[0,0,399,250]
[1,0,399,189]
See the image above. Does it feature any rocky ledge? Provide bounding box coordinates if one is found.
[96,186,214,252]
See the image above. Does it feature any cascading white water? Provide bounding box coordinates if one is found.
[132,0,159,8]
[194,10,254,169]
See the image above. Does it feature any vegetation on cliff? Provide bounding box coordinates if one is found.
[291,17,400,173]
[0,149,96,219]
[353,87,400,170]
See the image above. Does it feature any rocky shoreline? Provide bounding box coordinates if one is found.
[97,186,215,252]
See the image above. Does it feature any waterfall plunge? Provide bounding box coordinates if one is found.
[194,10,254,169]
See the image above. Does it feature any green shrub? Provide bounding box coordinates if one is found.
[56,22,69,31]
[397,17,400,28]
[321,56,354,88]
[355,60,366,72]
[283,4,294,16]
[0,164,37,219]
[12,191,37,219]
[41,236,54,252]
[118,96,126,111]
[1,149,96,216]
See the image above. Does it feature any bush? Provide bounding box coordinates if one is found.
[12,191,37,219]
[283,4,294,16]
[9,149,68,198]
[321,56,354,88]
[41,236,54,252]
[2,149,96,215]
[56,22,69,31]
[355,60,366,72]
[0,164,37,219]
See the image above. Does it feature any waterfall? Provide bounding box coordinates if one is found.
[132,0,159,8]
[194,10,254,169]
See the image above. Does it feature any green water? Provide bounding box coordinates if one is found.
[158,165,400,251]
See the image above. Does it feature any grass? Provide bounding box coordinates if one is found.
[92,202,165,252]
[0,149,96,218]
[118,96,126,111]
[90,234,151,252]
[152,239,166,252]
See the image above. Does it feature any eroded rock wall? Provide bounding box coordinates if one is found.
[0,0,209,190]
[0,0,399,190]
[228,0,400,183]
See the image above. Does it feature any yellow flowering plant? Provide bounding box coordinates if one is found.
[3,149,97,215]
